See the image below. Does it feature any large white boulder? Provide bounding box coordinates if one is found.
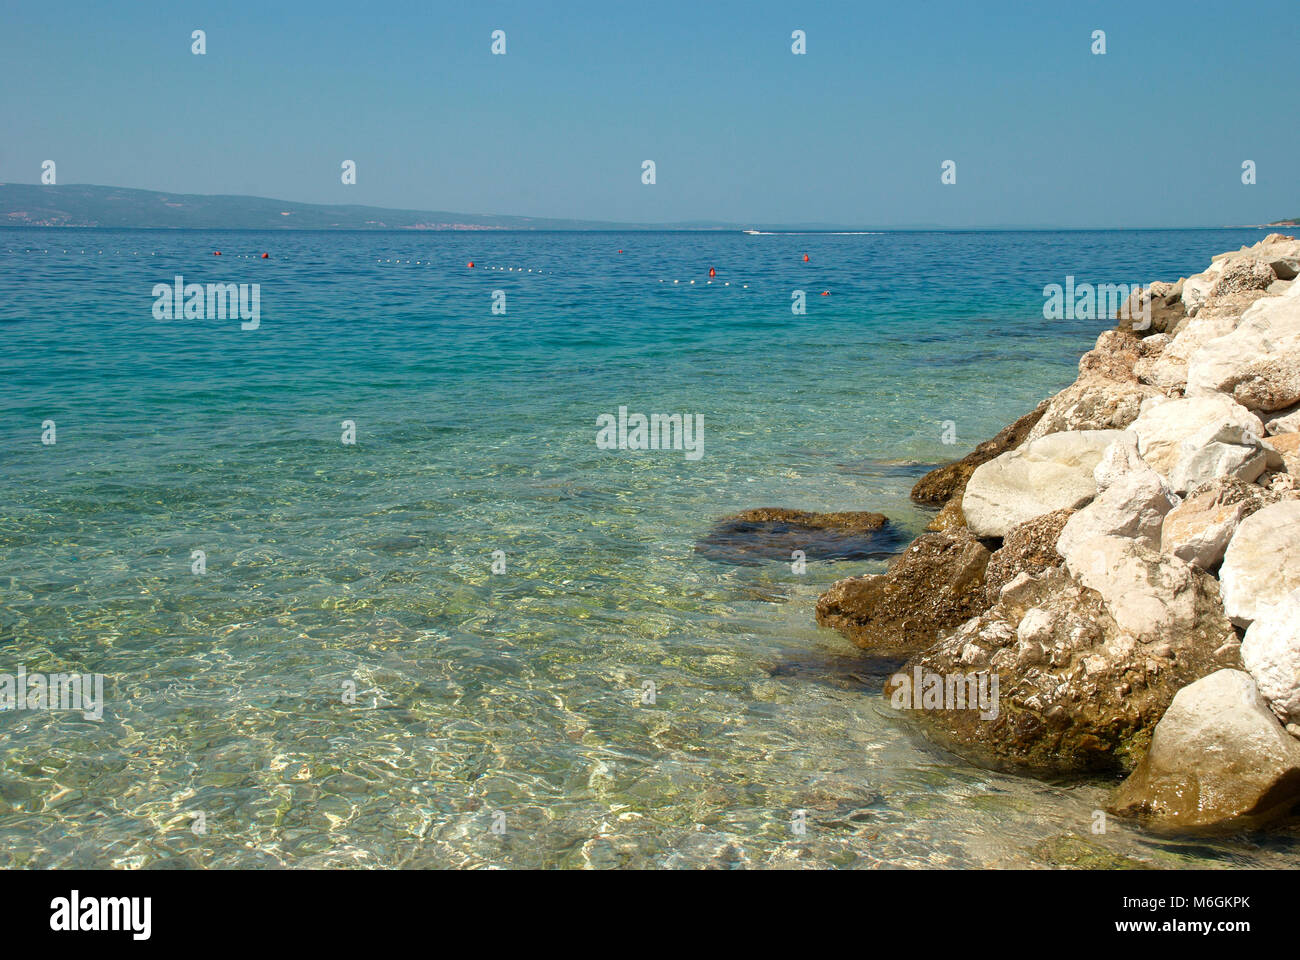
[1242,589,1300,726]
[1186,293,1300,411]
[1056,467,1177,560]
[1220,499,1300,626]
[962,430,1124,538]
[1167,416,1271,494]
[1131,393,1266,487]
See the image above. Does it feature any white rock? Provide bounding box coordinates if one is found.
[1242,589,1300,725]
[1167,415,1270,494]
[1093,432,1144,491]
[1186,293,1300,411]
[1220,499,1300,626]
[1265,403,1300,435]
[1063,534,1202,641]
[1160,477,1270,571]
[1057,468,1177,560]
[1136,311,1244,391]
[962,430,1124,538]
[1181,262,1227,315]
[1131,393,1265,480]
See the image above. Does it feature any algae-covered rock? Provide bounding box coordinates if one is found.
[815,529,990,656]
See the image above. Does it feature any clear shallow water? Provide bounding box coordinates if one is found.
[2,226,1298,868]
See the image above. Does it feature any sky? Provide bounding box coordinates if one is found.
[1,0,1296,228]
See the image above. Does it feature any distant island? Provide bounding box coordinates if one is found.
[0,183,736,231]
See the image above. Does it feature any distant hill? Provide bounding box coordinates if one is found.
[0,183,735,231]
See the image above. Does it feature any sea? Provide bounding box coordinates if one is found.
[2,225,1296,868]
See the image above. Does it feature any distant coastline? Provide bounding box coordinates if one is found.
[0,183,736,232]
[2,183,1293,232]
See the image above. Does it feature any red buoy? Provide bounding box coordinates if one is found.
[467,261,475,268]
[708,267,716,278]
[803,254,810,262]
[820,290,830,296]
[261,252,269,259]
[214,251,221,256]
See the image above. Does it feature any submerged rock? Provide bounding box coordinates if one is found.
[909,401,1048,505]
[962,429,1123,538]
[815,529,990,656]
[696,508,897,565]
[905,565,1238,774]
[1112,670,1300,832]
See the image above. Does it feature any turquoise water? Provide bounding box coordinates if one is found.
[2,226,1297,868]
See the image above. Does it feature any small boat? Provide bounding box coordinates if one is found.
[742,228,761,235]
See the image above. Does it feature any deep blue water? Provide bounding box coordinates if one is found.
[2,226,1295,868]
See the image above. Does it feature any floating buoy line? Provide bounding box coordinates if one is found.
[657,279,751,287]
[373,259,555,274]
[2,248,278,259]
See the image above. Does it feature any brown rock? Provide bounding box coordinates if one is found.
[815,529,991,656]
[718,508,887,532]
[1210,258,1277,298]
[902,563,1239,775]
[1078,330,1144,382]
[1264,431,1300,477]
[1026,331,1161,440]
[925,494,966,532]
[983,509,1073,601]
[1117,285,1186,335]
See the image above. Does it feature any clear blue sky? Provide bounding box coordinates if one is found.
[1,0,1296,227]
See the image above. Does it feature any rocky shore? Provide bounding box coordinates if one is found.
[819,235,1300,831]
